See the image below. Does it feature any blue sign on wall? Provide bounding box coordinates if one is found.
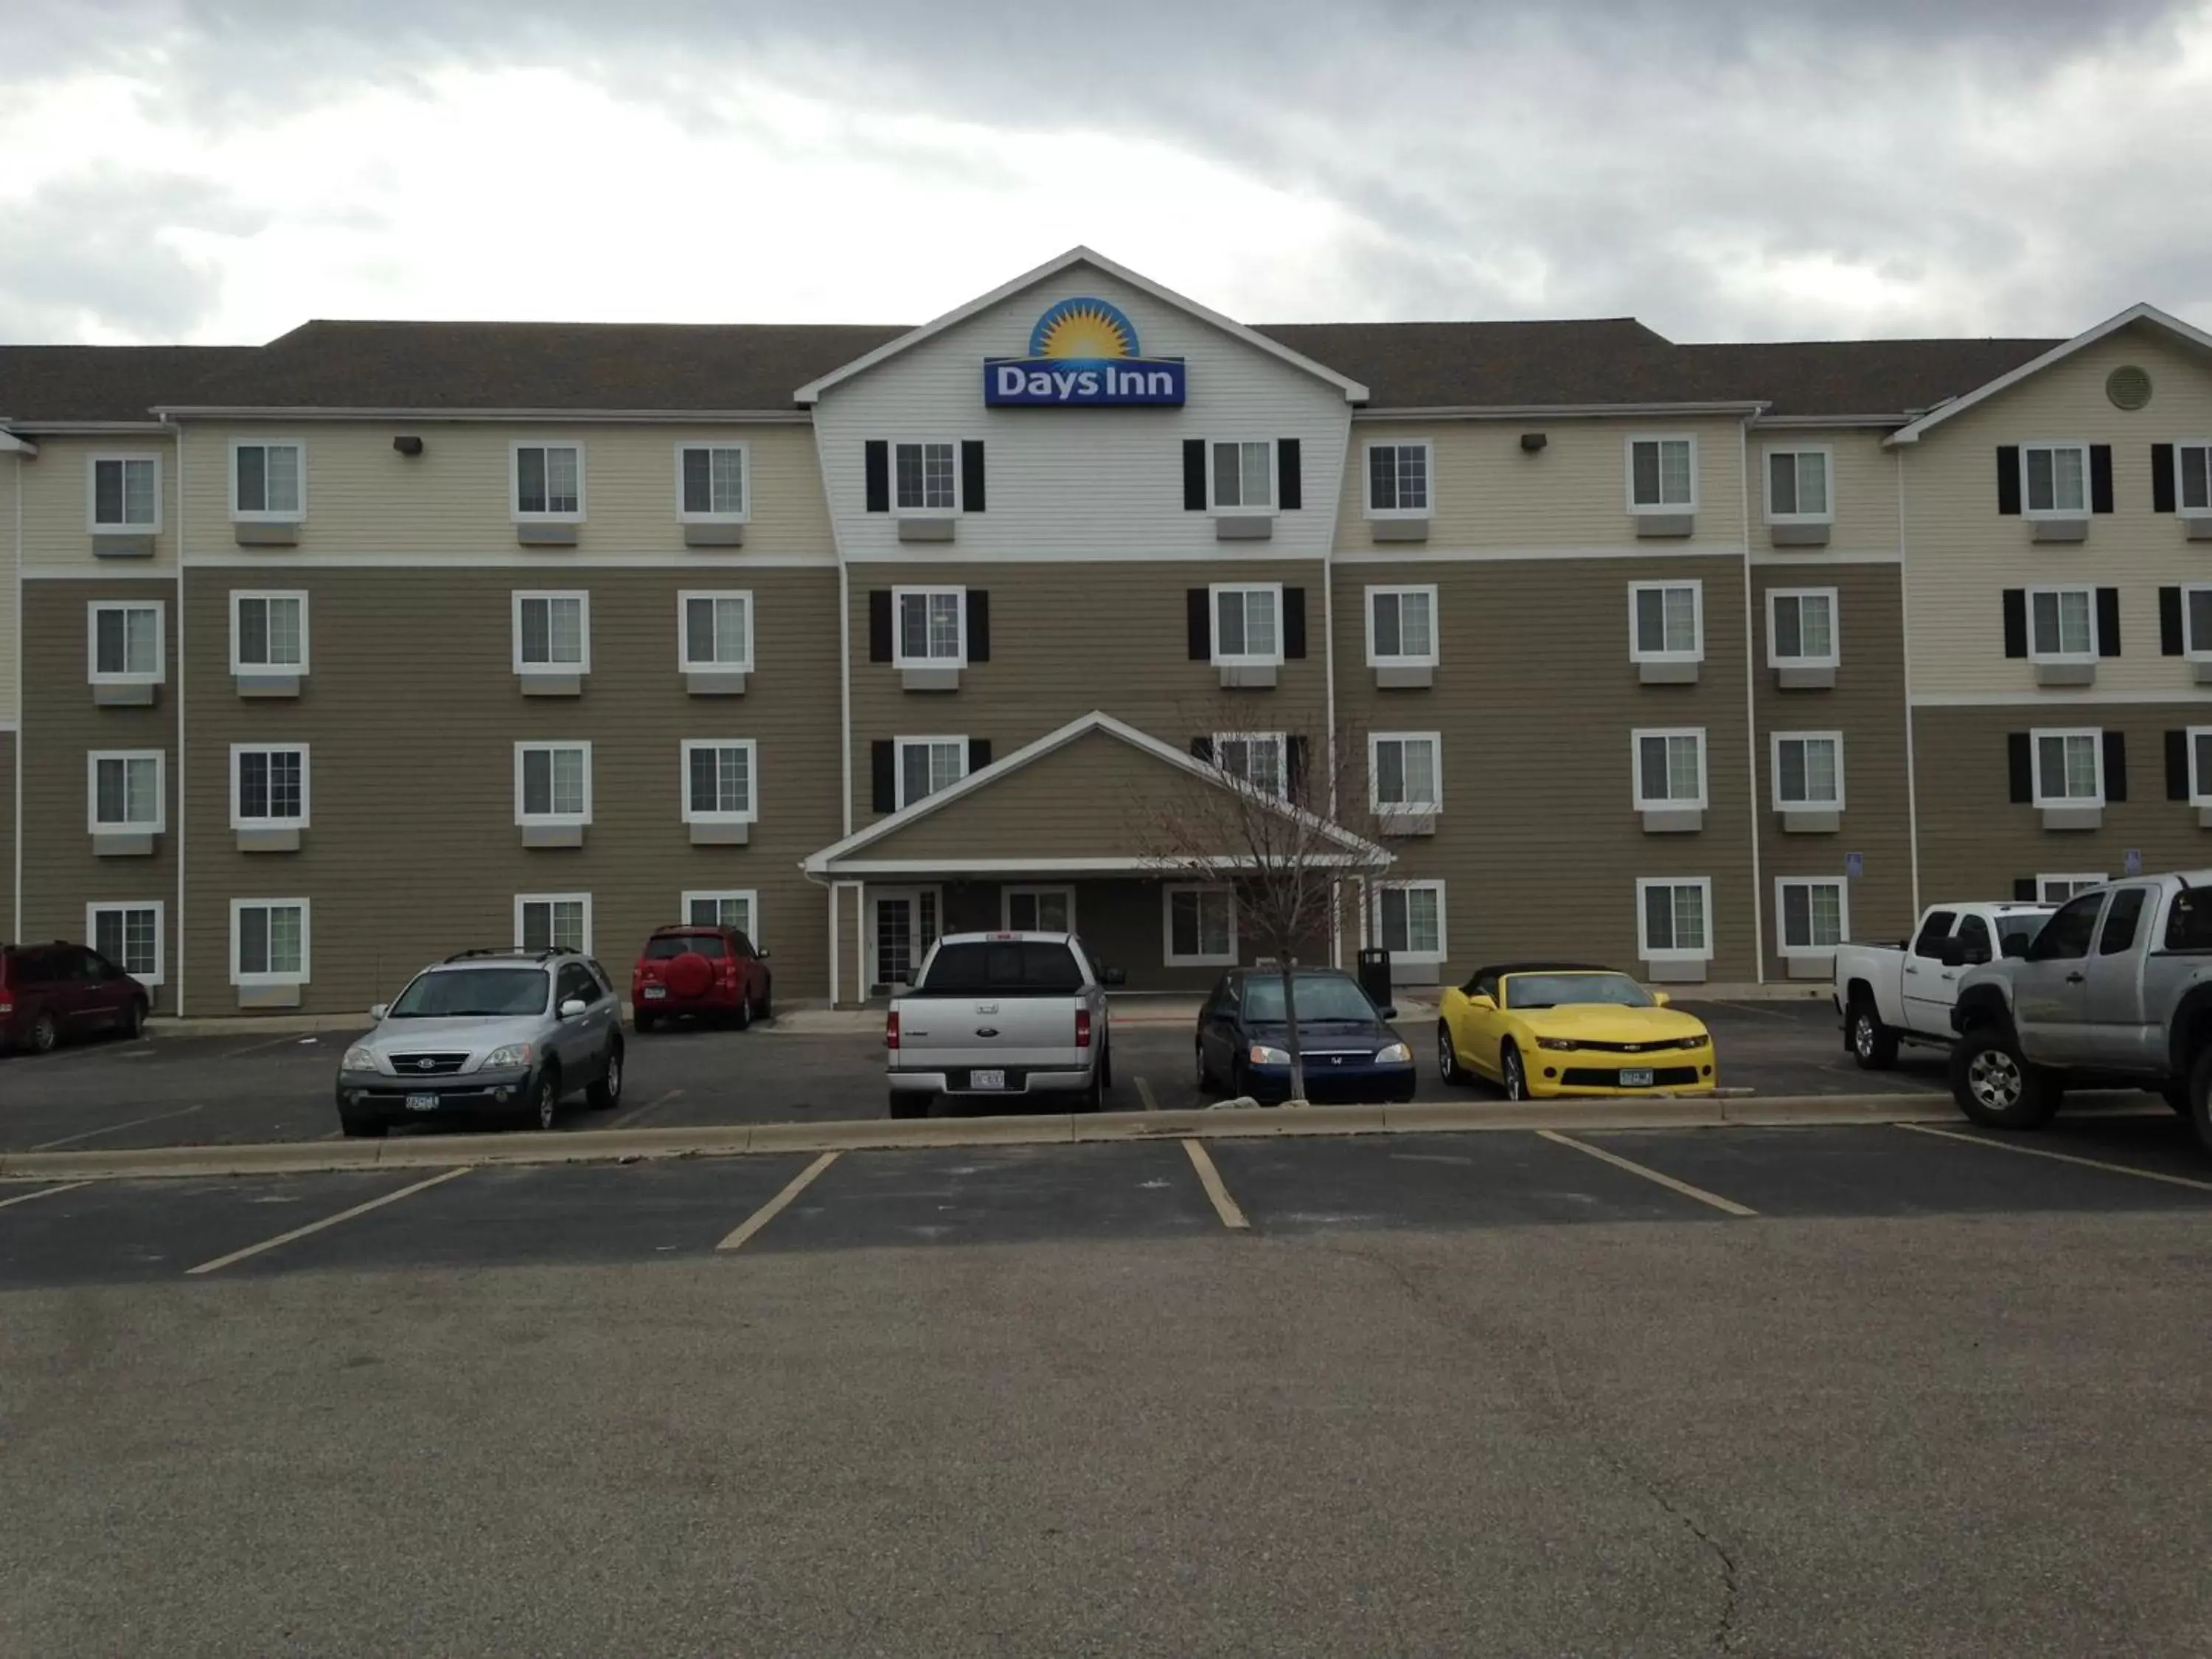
[984,296,1186,407]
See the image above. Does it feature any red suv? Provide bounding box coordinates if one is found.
[630,926,772,1032]
[1,941,152,1054]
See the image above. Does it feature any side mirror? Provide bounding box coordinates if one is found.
[558,998,588,1020]
[1378,1004,1399,1021]
[1467,992,1497,1012]
[756,949,771,961]
[1934,938,1966,968]
[1101,967,1127,987]
[368,1003,389,1023]
[1652,991,1672,1007]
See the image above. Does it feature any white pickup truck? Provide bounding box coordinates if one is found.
[1833,900,2056,1068]
[884,932,1116,1119]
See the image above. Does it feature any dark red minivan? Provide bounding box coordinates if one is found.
[630,926,772,1032]
[1,942,152,1054]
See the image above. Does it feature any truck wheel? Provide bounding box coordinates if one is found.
[2185,1049,2212,1157]
[1950,1027,2059,1130]
[1848,1000,1899,1071]
[2158,1079,2191,1117]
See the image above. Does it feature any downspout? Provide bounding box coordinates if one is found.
[1322,473,1340,971]
[11,441,22,947]
[173,424,186,1017]
[1739,417,1764,984]
[1896,445,1921,917]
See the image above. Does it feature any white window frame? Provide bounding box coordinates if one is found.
[2188,727,2212,807]
[1770,731,1846,811]
[1369,731,1444,813]
[229,898,310,988]
[86,598,166,687]
[229,590,310,675]
[1363,439,1433,519]
[86,453,161,533]
[513,741,594,827]
[679,739,759,827]
[1766,587,1840,669]
[1001,885,1078,933]
[1212,731,1290,800]
[1365,584,1439,669]
[509,440,586,523]
[1163,883,1238,967]
[2180,585,2212,663]
[674,441,751,524]
[1627,580,1704,665]
[2037,873,2108,904]
[2030,727,2104,808]
[1209,582,1285,668]
[2020,441,2090,519]
[514,893,594,955]
[2026,585,2098,664]
[891,586,967,668]
[1374,879,1447,965]
[2177,441,2212,518]
[229,743,311,830]
[1636,877,1714,964]
[677,590,754,672]
[1630,728,1708,812]
[682,888,761,943]
[1774,877,1850,957]
[891,439,961,515]
[1762,445,1834,525]
[86,900,166,987]
[227,437,307,522]
[894,735,969,810]
[1626,434,1697,513]
[87,749,166,835]
[512,590,591,676]
[1207,438,1277,516]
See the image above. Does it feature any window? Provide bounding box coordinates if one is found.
[1366,585,1438,667]
[894,588,965,667]
[87,600,164,684]
[1776,878,1848,954]
[88,454,159,531]
[1765,448,1832,521]
[1211,440,1274,512]
[512,592,590,674]
[516,894,591,953]
[2100,887,2148,955]
[681,740,757,824]
[88,751,164,834]
[232,900,309,985]
[1632,728,1707,810]
[2037,874,2108,905]
[515,742,591,825]
[2025,890,2103,959]
[1004,886,1075,932]
[2181,443,2212,514]
[2028,586,2096,661]
[231,591,307,672]
[512,442,583,519]
[1164,884,1237,966]
[1767,588,1838,668]
[684,889,759,942]
[1371,733,1442,811]
[1773,732,1845,810]
[2031,729,2102,806]
[894,442,957,512]
[679,591,753,671]
[1628,437,1695,511]
[1211,583,1283,666]
[2021,442,2089,516]
[1628,582,1703,663]
[1214,732,1287,799]
[87,902,164,985]
[2188,728,2212,805]
[1376,880,1446,961]
[1637,878,1713,961]
[677,443,748,521]
[232,745,309,829]
[1366,442,1430,515]
[896,737,967,809]
[2183,587,2212,660]
[1911,911,1958,957]
[231,440,305,519]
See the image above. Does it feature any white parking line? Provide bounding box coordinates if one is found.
[1897,1122,2212,1194]
[1135,1077,1161,1113]
[1182,1139,1251,1230]
[0,1181,93,1212]
[1537,1129,1759,1217]
[717,1152,840,1252]
[608,1087,684,1132]
[186,1166,473,1275]
[30,1103,204,1151]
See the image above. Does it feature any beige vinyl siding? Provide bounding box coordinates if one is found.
[18,433,179,572]
[1753,427,1897,556]
[1903,324,2212,698]
[0,730,15,942]
[0,455,18,719]
[174,422,835,562]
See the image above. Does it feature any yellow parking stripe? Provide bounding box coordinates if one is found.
[1898,1121,2212,1193]
[1537,1129,1759,1217]
[1182,1138,1251,1230]
[717,1151,839,1252]
[0,1181,93,1212]
[187,1166,473,1275]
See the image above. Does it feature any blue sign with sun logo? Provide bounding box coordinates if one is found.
[984,296,1186,407]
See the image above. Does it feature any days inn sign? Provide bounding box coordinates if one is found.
[984,297,1186,407]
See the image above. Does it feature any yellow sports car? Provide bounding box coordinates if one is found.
[1436,961,1717,1099]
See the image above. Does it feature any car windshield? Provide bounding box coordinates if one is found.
[1241,975,1377,1022]
[644,933,726,960]
[1503,972,1654,1010]
[914,941,1084,994]
[389,967,549,1018]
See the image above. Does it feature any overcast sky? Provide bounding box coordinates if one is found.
[3,1,2209,347]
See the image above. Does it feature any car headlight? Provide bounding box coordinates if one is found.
[1248,1044,1291,1066]
[341,1046,378,1072]
[1535,1037,1579,1052]
[1675,1033,1711,1048]
[481,1043,534,1071]
[1374,1042,1412,1065]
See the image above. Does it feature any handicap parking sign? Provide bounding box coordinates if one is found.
[2125,848,2143,876]
[1844,852,1863,879]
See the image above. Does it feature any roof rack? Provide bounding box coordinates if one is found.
[439,946,579,964]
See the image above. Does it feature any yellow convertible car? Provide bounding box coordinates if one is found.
[1436,961,1717,1099]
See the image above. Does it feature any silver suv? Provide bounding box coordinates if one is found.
[334,948,625,1138]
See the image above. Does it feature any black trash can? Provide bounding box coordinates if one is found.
[1357,947,1394,1010]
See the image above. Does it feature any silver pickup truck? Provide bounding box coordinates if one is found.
[885,932,1116,1119]
[1950,870,2212,1153]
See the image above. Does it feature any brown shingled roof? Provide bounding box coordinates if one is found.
[1255,318,1693,408]
[0,346,257,424]
[1677,337,2059,419]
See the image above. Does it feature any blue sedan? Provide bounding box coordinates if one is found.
[1194,968,1417,1105]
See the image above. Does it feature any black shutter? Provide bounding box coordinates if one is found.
[2007,732,2033,804]
[2097,588,2121,657]
[2001,588,2028,658]
[1277,438,1301,510]
[2168,730,2191,801]
[1187,588,1211,660]
[1997,446,2021,515]
[871,740,896,813]
[961,439,986,513]
[2090,445,2115,515]
[869,590,894,663]
[2013,877,2039,901]
[2104,731,2128,802]
[2162,586,2185,656]
[1189,736,1215,763]
[864,440,889,513]
[1283,587,1307,659]
[967,737,992,774]
[1286,736,1309,803]
[2153,444,2177,515]
[965,590,990,663]
[1183,439,1208,511]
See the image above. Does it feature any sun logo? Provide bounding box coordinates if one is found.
[1029,297,1140,361]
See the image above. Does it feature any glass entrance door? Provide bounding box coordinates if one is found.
[870,888,940,992]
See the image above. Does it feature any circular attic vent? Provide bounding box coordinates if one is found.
[2107,364,2153,411]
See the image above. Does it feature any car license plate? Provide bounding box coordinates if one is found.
[404,1093,439,1113]
[641,987,667,1000]
[970,1069,1006,1091]
[1619,1068,1655,1088]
